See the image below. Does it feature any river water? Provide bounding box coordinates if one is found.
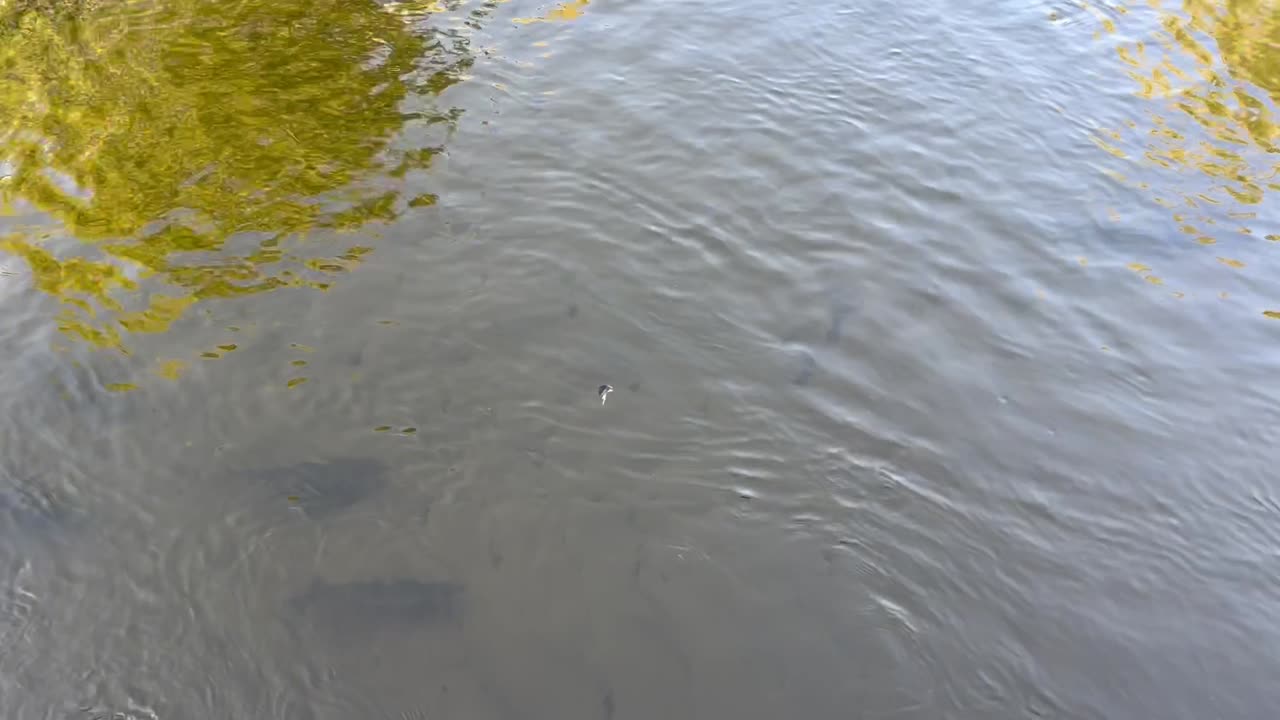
[1,0,1278,718]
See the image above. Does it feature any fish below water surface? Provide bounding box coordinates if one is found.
[0,476,80,537]
[254,457,390,519]
[288,578,464,629]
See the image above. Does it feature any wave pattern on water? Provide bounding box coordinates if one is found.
[1,0,1279,719]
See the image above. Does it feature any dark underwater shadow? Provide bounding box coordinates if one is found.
[247,457,391,520]
[287,577,464,632]
[0,468,84,540]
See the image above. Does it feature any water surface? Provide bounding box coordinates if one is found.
[1,0,1278,718]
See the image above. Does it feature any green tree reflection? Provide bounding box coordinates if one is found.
[1093,0,1280,245]
[0,0,472,350]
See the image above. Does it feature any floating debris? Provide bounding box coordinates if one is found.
[598,384,613,405]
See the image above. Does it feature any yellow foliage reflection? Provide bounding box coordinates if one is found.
[1093,0,1280,243]
[0,0,478,351]
[514,0,590,24]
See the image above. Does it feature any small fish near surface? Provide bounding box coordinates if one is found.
[257,457,389,518]
[789,350,818,386]
[0,475,79,537]
[788,296,856,386]
[824,299,855,345]
[289,578,463,629]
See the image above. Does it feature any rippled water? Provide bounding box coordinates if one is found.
[2,0,1278,718]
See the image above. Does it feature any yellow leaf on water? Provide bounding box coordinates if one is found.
[1127,262,1151,272]
[1216,257,1245,268]
[1091,136,1129,159]
[514,0,590,23]
[1265,311,1280,320]
[287,377,308,388]
[155,359,186,380]
[106,383,136,393]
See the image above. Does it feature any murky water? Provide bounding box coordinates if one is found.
[1,0,1278,717]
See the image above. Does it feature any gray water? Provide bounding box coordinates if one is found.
[2,0,1279,718]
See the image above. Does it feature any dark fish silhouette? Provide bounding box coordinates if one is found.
[825,299,854,344]
[289,578,463,627]
[788,297,855,386]
[0,479,76,535]
[256,458,389,518]
[789,351,818,386]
